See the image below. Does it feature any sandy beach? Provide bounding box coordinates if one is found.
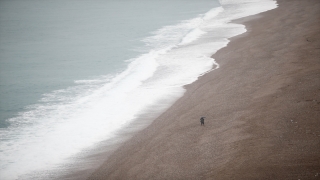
[87,0,320,179]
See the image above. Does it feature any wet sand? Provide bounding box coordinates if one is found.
[87,0,320,179]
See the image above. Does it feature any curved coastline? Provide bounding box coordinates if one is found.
[86,0,320,179]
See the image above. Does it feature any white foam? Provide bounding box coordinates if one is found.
[0,50,162,179]
[179,28,207,46]
[220,0,275,5]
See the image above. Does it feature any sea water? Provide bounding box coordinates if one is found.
[0,0,277,179]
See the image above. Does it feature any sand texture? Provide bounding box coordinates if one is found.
[87,0,320,179]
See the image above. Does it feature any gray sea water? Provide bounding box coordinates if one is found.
[0,0,277,179]
[0,0,218,126]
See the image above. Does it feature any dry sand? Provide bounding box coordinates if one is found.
[87,0,320,179]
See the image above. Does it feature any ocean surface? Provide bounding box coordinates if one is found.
[0,0,277,179]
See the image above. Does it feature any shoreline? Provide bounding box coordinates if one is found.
[86,0,320,179]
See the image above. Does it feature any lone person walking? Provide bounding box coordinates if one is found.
[200,117,205,126]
